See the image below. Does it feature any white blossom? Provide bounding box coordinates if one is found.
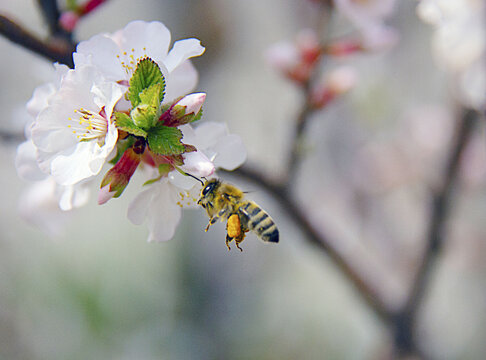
[73,20,205,103]
[31,65,123,185]
[16,64,92,233]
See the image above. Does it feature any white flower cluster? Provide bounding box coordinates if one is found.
[16,21,246,241]
[417,0,486,109]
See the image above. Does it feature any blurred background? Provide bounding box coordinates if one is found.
[0,0,485,359]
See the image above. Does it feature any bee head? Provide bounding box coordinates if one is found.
[201,179,220,197]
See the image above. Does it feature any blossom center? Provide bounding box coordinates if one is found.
[116,47,148,76]
[67,108,108,142]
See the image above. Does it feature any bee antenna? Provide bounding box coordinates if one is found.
[174,167,204,185]
[188,173,204,185]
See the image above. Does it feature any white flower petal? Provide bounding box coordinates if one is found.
[91,81,124,118]
[50,141,99,185]
[193,122,228,149]
[128,180,183,242]
[128,187,155,225]
[180,150,215,178]
[147,190,182,242]
[164,38,205,73]
[168,168,201,190]
[116,21,172,64]
[16,140,47,181]
[32,65,122,185]
[73,34,126,81]
[18,178,72,236]
[26,83,56,118]
[59,182,90,211]
[212,134,247,170]
[164,61,199,103]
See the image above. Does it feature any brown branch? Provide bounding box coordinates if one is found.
[36,0,70,39]
[392,107,479,357]
[223,166,394,324]
[0,130,24,143]
[285,98,314,185]
[0,14,74,67]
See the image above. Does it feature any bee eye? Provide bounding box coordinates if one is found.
[202,183,215,196]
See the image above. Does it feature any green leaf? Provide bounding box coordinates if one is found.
[130,83,162,129]
[128,58,165,107]
[147,126,191,155]
[114,112,147,137]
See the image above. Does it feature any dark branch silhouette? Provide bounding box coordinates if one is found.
[0,14,74,67]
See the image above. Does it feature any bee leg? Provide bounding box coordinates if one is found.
[225,234,233,251]
[205,217,218,232]
[234,241,243,252]
[234,231,247,252]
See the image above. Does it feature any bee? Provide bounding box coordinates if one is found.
[197,178,279,251]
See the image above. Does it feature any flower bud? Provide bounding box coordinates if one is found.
[310,66,358,108]
[160,93,206,127]
[59,11,80,32]
[265,29,321,84]
[98,144,143,204]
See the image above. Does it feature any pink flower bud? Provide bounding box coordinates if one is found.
[326,66,358,95]
[310,66,358,108]
[98,184,116,205]
[266,29,322,84]
[160,93,206,127]
[176,93,206,116]
[324,39,363,57]
[59,11,80,32]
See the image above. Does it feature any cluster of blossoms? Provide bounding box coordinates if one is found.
[16,21,246,241]
[265,0,398,108]
[417,0,485,110]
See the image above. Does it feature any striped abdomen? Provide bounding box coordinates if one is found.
[238,201,279,243]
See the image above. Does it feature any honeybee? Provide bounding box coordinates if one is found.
[197,178,279,251]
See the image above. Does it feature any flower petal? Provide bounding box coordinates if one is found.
[73,34,127,81]
[16,140,47,181]
[180,151,215,177]
[127,187,154,225]
[115,20,172,65]
[164,38,205,73]
[168,169,201,190]
[212,134,247,170]
[18,178,72,236]
[128,180,183,242]
[164,61,199,103]
[146,184,182,242]
[59,183,90,211]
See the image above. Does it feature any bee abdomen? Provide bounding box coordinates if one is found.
[239,202,279,243]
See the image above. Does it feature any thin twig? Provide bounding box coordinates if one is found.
[393,108,479,356]
[0,130,24,143]
[284,5,332,187]
[0,14,74,66]
[223,166,394,324]
[36,0,71,40]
